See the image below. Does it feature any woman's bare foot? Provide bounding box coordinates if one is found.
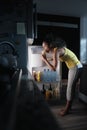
[59,108,69,116]
[59,101,72,116]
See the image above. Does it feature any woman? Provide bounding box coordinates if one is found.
[41,38,83,116]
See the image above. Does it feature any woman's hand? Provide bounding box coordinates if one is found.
[41,54,56,71]
[41,49,58,71]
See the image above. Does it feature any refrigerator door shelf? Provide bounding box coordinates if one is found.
[32,71,60,83]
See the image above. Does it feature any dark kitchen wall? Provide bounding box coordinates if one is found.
[0,0,33,38]
[0,0,33,71]
[34,13,80,79]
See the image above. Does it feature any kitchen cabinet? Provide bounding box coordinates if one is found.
[79,64,87,103]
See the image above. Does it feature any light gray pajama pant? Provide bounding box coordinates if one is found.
[67,64,83,101]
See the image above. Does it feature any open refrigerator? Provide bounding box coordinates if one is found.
[28,45,62,100]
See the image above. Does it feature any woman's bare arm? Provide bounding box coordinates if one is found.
[52,49,58,69]
[41,49,58,71]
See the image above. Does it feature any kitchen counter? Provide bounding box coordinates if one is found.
[0,70,62,130]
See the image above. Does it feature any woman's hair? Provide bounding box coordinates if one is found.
[43,33,66,49]
[52,37,66,48]
[43,33,55,48]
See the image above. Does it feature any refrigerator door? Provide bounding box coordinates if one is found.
[28,46,45,73]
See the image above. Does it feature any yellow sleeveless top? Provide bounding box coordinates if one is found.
[42,47,80,69]
[59,47,80,69]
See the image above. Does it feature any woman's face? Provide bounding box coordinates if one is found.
[42,42,50,53]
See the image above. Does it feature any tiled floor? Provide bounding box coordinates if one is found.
[47,83,87,130]
[50,99,87,130]
[0,75,87,130]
